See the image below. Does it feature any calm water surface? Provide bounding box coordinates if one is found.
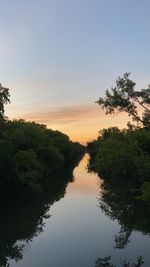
[3,154,150,266]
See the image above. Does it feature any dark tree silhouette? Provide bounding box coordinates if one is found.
[96,73,150,128]
[0,83,10,119]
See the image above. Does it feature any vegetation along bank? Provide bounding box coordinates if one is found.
[88,73,150,203]
[0,83,84,196]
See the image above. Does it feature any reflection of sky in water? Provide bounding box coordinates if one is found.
[9,154,150,267]
[66,154,102,195]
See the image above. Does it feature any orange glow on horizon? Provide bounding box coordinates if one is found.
[7,104,132,145]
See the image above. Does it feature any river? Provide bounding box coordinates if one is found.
[1,154,150,267]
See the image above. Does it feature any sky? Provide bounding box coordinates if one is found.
[0,0,150,144]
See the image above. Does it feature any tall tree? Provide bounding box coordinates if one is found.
[96,73,150,128]
[0,83,10,119]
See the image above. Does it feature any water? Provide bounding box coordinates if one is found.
[1,154,150,267]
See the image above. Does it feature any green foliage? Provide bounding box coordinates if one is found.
[0,84,84,196]
[14,149,42,188]
[96,73,150,128]
[137,182,150,202]
[0,119,84,196]
[88,127,150,203]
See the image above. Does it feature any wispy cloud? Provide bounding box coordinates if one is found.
[22,104,102,125]
[14,104,128,144]
[7,103,130,144]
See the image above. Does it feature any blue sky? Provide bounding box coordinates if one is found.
[0,0,150,143]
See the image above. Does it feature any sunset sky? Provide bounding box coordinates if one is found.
[1,0,150,144]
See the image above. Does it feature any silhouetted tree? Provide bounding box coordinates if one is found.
[96,73,150,128]
[0,83,10,119]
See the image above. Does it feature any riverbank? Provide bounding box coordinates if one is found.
[87,127,150,203]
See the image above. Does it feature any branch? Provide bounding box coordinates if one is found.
[124,108,144,125]
[132,95,150,112]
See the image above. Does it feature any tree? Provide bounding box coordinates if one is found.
[0,83,10,119]
[96,73,150,128]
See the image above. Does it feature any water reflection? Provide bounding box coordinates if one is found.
[88,155,150,266]
[1,154,149,267]
[0,165,76,267]
[98,180,150,249]
[95,255,144,267]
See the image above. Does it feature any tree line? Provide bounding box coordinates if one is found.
[0,84,84,197]
[88,73,150,203]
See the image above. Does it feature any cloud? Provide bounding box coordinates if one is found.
[8,103,130,144]
[22,104,102,125]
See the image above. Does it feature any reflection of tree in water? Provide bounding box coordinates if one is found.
[88,158,149,267]
[0,198,50,267]
[95,255,144,267]
[0,166,75,267]
[114,226,131,249]
[98,179,150,249]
